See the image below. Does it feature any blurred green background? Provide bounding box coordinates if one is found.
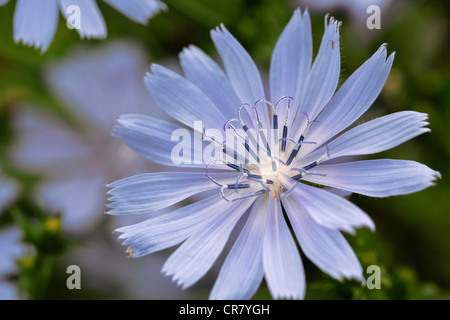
[0,0,449,299]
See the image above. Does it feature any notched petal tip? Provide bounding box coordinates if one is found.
[149,63,163,74]
[433,170,442,180]
[378,43,396,62]
[15,37,48,53]
[293,7,303,18]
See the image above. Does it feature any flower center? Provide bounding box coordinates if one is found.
[204,97,328,202]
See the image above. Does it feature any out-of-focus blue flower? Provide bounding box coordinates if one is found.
[0,227,26,300]
[0,175,22,300]
[108,9,440,299]
[12,41,164,233]
[0,0,167,52]
[0,175,18,213]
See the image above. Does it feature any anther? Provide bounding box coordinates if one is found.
[225,121,260,163]
[220,185,267,202]
[226,183,251,189]
[253,103,278,172]
[275,96,293,153]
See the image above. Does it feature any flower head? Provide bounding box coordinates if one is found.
[108,9,440,299]
[0,227,26,300]
[0,172,22,300]
[1,0,166,53]
[0,174,18,213]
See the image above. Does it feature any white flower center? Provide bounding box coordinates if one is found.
[204,98,329,202]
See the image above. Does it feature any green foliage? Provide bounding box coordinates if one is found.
[8,206,73,299]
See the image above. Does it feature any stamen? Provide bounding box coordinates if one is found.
[246,174,274,186]
[237,103,252,126]
[220,184,267,202]
[303,161,317,171]
[285,113,319,165]
[224,121,260,163]
[236,105,263,162]
[275,96,293,153]
[247,173,263,180]
[205,160,225,186]
[280,183,298,200]
[226,183,251,189]
[221,140,239,162]
[289,146,330,180]
[209,98,329,204]
[202,127,223,149]
[290,167,326,180]
[281,126,288,152]
[285,138,316,166]
[253,102,277,172]
[227,163,242,171]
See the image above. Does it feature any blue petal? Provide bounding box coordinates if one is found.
[145,64,228,130]
[180,45,241,120]
[0,227,25,276]
[325,111,430,160]
[263,196,305,299]
[0,176,18,213]
[116,193,250,257]
[270,9,312,126]
[103,0,166,24]
[161,197,255,289]
[283,195,364,282]
[302,159,441,198]
[295,111,430,167]
[301,44,394,156]
[281,175,375,234]
[116,194,237,258]
[210,196,267,300]
[107,171,237,215]
[114,114,193,168]
[291,15,341,139]
[14,0,59,52]
[211,24,269,130]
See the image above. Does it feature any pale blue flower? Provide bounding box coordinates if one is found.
[0,174,22,300]
[0,227,26,300]
[108,9,440,299]
[12,41,163,232]
[0,0,166,52]
[0,175,18,213]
